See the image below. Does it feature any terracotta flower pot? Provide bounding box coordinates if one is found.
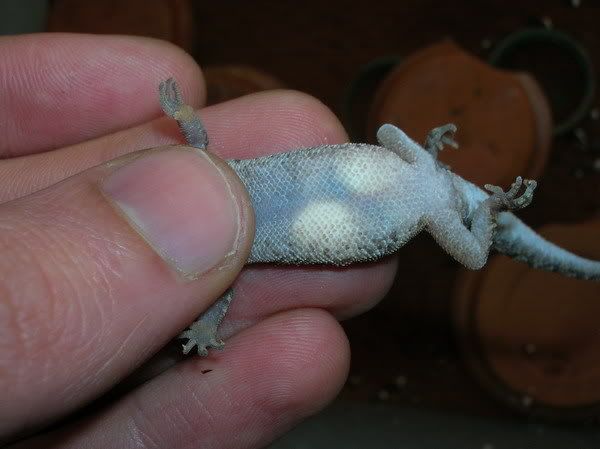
[368,40,552,188]
[454,219,600,420]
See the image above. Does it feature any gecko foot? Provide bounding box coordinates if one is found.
[158,77,208,149]
[424,123,459,159]
[179,289,234,356]
[180,330,224,357]
[158,78,184,118]
[484,176,537,212]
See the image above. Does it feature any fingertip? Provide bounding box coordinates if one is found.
[0,33,205,156]
[203,308,351,422]
[101,146,253,278]
[266,88,349,146]
[203,89,349,159]
[228,308,351,380]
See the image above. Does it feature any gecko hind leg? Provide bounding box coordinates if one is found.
[424,123,458,160]
[158,78,208,150]
[179,289,234,356]
[427,176,536,269]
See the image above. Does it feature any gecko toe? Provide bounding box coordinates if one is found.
[182,339,198,355]
[178,323,225,357]
[181,338,211,357]
[158,77,184,118]
[425,123,459,157]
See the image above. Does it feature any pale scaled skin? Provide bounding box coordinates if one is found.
[158,78,600,356]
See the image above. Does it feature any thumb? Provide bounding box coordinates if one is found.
[0,145,254,440]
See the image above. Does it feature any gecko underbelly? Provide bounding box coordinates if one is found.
[229,143,420,265]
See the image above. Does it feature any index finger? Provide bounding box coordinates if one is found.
[0,33,204,158]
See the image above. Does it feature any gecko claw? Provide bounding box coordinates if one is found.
[484,176,537,212]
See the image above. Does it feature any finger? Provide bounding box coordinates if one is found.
[107,258,397,392]
[0,90,344,202]
[17,310,349,449]
[0,146,254,442]
[0,33,204,158]
[223,259,398,334]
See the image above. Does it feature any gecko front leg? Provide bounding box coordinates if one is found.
[424,123,458,160]
[159,78,208,150]
[427,176,537,269]
[376,123,458,166]
[179,289,234,356]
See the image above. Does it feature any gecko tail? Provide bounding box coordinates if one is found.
[493,212,600,281]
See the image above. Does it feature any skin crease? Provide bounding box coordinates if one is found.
[0,34,397,448]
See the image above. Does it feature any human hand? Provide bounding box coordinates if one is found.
[0,34,397,448]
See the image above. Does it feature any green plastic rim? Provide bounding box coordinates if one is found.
[488,28,595,136]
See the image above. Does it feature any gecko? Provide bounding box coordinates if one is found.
[158,78,600,356]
